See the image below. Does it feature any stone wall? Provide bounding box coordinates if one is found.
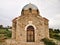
[6,4,49,45]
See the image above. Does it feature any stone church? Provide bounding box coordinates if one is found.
[6,3,49,45]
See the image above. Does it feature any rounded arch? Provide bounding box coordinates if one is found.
[25,24,36,31]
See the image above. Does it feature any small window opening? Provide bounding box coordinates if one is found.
[21,9,24,14]
[37,9,39,13]
[29,8,32,12]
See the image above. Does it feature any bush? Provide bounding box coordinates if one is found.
[53,34,60,40]
[0,28,12,39]
[0,29,6,34]
[41,38,57,45]
[5,29,12,38]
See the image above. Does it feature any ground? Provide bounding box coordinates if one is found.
[0,28,60,45]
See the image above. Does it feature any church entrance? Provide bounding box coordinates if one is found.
[27,26,35,42]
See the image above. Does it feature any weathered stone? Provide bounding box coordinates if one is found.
[6,3,49,45]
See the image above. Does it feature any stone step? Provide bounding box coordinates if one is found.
[6,39,45,45]
[16,42,45,45]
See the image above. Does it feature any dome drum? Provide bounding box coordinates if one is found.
[21,3,39,15]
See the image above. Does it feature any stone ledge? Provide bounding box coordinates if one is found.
[5,39,45,45]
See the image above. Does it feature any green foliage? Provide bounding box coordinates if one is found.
[41,38,57,45]
[5,29,12,38]
[49,28,60,41]
[0,29,6,34]
[0,25,3,29]
[54,29,60,33]
[0,28,12,39]
[53,34,60,40]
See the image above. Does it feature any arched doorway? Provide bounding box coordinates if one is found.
[27,26,35,42]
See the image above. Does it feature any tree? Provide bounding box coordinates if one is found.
[54,29,60,33]
[0,25,3,28]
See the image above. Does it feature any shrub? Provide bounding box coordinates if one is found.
[0,28,12,39]
[41,38,57,45]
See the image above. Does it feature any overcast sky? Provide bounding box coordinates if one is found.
[0,0,60,29]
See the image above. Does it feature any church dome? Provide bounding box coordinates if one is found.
[21,3,39,15]
[23,3,38,10]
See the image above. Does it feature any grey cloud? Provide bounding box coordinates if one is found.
[0,0,60,29]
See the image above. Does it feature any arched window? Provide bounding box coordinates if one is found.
[27,26,35,42]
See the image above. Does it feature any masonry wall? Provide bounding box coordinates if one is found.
[6,9,49,45]
[15,14,46,43]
